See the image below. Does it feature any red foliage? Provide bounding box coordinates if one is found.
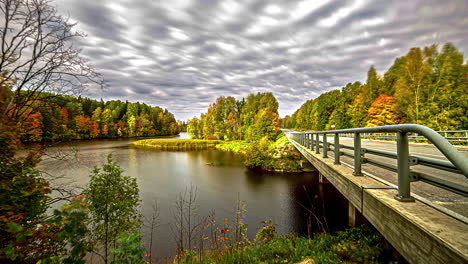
[60,108,69,126]
[206,136,217,140]
[89,121,100,138]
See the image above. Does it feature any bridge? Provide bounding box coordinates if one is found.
[283,125,468,264]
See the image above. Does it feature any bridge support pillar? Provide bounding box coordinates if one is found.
[319,172,329,183]
[348,202,365,227]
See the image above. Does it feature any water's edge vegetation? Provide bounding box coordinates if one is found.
[133,139,222,150]
[133,135,303,172]
[176,225,389,264]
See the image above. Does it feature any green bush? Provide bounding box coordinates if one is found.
[110,232,146,264]
[244,137,272,169]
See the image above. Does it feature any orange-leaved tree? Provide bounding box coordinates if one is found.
[367,94,401,127]
[90,121,100,138]
[20,110,43,142]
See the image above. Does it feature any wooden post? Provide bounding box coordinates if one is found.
[348,202,365,227]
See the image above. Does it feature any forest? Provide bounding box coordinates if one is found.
[283,43,467,131]
[17,93,181,143]
[186,92,280,141]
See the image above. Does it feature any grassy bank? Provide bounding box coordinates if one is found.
[215,140,252,154]
[133,139,222,150]
[132,135,303,172]
[178,225,386,264]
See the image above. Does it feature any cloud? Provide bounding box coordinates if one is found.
[55,0,468,120]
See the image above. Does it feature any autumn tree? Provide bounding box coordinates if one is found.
[0,74,51,262]
[75,115,90,135]
[367,94,400,127]
[423,43,467,130]
[329,82,361,129]
[89,121,100,138]
[241,92,279,140]
[350,67,382,127]
[395,47,434,124]
[252,107,280,141]
[20,110,43,142]
[60,108,69,126]
[226,111,241,140]
[187,117,202,139]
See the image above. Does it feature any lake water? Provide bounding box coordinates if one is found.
[38,132,348,260]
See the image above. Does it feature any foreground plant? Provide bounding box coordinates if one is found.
[83,154,142,264]
[178,225,385,264]
[111,232,146,264]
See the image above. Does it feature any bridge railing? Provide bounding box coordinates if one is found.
[340,130,468,144]
[287,124,468,201]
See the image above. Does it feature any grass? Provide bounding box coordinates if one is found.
[215,140,252,154]
[132,139,222,150]
[133,139,254,153]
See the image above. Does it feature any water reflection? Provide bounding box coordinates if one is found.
[39,133,348,259]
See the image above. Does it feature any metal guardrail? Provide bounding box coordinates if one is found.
[286,125,468,201]
[340,130,468,144]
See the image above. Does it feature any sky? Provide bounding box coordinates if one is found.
[55,0,468,121]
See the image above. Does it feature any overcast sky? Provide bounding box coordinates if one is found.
[55,0,468,120]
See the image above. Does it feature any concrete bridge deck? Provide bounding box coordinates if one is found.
[288,136,468,264]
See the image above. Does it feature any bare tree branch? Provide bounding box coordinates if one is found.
[0,0,103,122]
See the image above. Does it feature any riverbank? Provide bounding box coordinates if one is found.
[132,135,303,172]
[176,225,388,264]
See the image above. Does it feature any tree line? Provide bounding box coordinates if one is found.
[284,43,467,131]
[17,93,181,142]
[187,92,280,141]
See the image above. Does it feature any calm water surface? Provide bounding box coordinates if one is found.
[39,133,347,259]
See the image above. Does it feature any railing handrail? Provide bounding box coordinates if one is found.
[290,124,468,177]
[285,124,468,202]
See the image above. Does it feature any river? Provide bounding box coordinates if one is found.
[38,132,348,260]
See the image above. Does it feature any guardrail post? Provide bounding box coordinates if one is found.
[307,134,311,149]
[315,134,320,154]
[310,134,314,150]
[395,131,415,202]
[323,133,328,158]
[334,133,340,165]
[353,132,362,176]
